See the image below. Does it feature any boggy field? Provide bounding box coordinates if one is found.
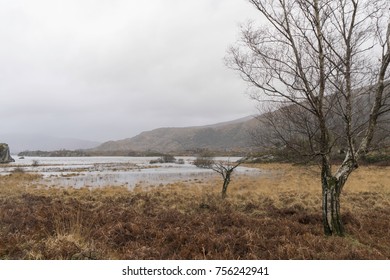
[0,163,389,260]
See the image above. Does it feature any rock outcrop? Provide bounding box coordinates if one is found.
[0,143,15,163]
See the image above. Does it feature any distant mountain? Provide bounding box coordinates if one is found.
[94,81,390,156]
[0,134,101,154]
[94,116,259,154]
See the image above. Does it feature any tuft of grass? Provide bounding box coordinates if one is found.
[11,167,25,174]
[0,164,389,259]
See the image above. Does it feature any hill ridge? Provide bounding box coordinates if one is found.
[94,116,258,153]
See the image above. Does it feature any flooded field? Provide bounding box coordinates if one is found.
[1,156,262,188]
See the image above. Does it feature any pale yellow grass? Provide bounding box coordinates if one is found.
[228,163,390,194]
[225,163,390,213]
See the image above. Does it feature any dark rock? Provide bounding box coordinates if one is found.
[0,143,15,163]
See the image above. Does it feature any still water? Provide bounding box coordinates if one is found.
[2,156,261,188]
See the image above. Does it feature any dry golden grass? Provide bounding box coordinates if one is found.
[0,163,389,260]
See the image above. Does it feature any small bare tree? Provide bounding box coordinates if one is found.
[211,159,242,199]
[227,0,390,236]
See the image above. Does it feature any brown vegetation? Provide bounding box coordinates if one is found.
[0,164,389,259]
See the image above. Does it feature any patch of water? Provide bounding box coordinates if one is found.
[2,156,262,188]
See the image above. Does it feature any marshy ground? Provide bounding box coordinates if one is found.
[0,163,389,259]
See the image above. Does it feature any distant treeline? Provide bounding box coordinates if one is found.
[17,149,164,157]
[18,150,90,157]
[17,148,247,158]
[17,148,390,166]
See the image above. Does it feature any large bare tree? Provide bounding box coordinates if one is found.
[227,0,390,236]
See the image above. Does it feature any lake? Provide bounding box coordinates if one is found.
[1,156,262,188]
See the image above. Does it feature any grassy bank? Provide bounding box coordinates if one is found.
[0,164,389,259]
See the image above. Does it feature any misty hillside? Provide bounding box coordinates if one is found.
[94,116,259,153]
[94,82,390,156]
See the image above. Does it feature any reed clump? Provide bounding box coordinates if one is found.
[0,164,389,260]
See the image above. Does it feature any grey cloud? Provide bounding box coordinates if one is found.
[1,0,259,142]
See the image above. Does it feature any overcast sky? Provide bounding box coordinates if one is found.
[0,0,260,142]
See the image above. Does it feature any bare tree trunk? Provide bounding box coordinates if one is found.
[221,171,232,199]
[322,175,344,236]
[321,151,358,236]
